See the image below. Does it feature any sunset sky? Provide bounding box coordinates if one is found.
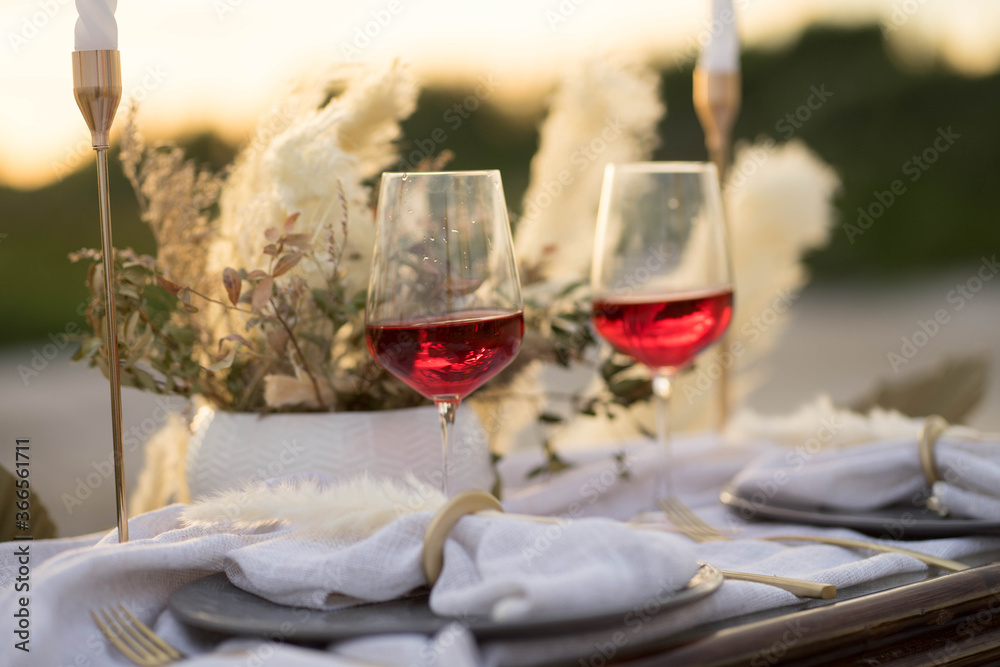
[2,0,999,189]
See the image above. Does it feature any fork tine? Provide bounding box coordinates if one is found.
[101,608,152,659]
[673,499,723,539]
[666,497,701,530]
[659,497,700,540]
[116,605,184,660]
[109,607,164,659]
[91,609,151,666]
[660,496,726,542]
[92,606,182,666]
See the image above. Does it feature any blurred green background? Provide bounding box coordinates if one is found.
[3,26,999,345]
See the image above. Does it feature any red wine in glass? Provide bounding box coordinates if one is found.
[366,310,524,400]
[591,163,733,508]
[367,170,523,496]
[591,288,733,371]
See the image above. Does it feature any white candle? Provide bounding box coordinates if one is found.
[75,0,118,51]
[698,0,740,73]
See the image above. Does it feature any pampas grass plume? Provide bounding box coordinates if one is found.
[181,474,445,540]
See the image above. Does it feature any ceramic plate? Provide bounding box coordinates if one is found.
[169,563,722,642]
[720,486,1000,539]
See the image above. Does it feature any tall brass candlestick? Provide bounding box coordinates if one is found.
[693,67,740,428]
[72,49,128,543]
[693,68,741,178]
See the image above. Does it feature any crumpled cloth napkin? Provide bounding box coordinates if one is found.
[729,436,1000,519]
[0,482,697,667]
[225,499,698,621]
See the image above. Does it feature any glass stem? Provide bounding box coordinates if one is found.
[652,371,674,506]
[435,397,460,497]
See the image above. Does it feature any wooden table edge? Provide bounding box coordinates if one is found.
[621,562,1000,666]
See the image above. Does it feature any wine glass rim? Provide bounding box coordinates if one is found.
[609,161,716,173]
[382,169,501,177]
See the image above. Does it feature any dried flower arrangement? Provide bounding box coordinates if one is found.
[69,57,840,467]
[70,61,598,417]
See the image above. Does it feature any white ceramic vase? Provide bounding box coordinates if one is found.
[184,402,492,501]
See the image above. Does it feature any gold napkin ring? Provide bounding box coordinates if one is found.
[422,490,503,586]
[918,415,950,487]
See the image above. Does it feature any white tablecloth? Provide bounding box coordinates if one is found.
[2,434,999,667]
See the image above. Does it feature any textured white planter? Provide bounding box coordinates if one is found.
[184,402,491,501]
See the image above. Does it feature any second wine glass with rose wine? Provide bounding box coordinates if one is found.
[591,162,734,508]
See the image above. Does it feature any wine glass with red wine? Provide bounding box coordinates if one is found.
[591,162,733,506]
[366,171,523,496]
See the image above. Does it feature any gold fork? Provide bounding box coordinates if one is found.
[659,496,970,573]
[433,492,836,599]
[635,500,834,599]
[91,605,184,666]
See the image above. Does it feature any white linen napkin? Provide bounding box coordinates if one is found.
[724,397,1000,519]
[209,488,700,620]
[0,477,697,667]
[728,436,1000,519]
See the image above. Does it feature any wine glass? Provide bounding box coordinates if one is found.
[590,162,733,506]
[365,170,524,496]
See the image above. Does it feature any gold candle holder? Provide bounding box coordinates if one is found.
[693,67,741,428]
[693,68,741,178]
[72,49,128,543]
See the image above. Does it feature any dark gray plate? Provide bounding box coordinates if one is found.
[169,563,722,642]
[720,486,1000,539]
